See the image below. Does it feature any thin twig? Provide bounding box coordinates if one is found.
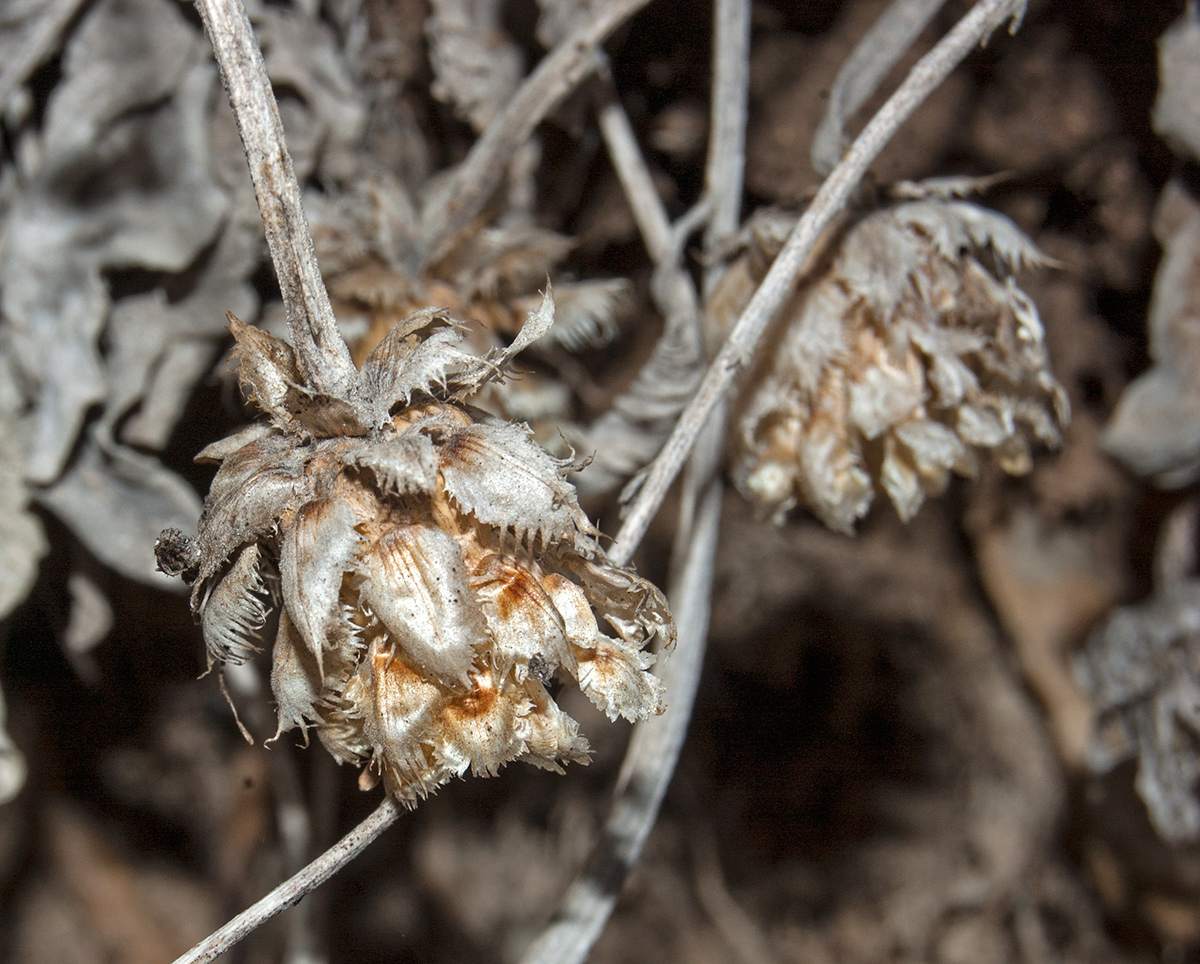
[170,797,402,964]
[416,0,655,267]
[576,87,705,497]
[702,0,751,276]
[596,88,674,264]
[811,0,949,175]
[0,0,87,113]
[194,0,356,396]
[518,476,722,964]
[610,0,1027,564]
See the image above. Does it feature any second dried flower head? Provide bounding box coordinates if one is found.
[159,293,674,806]
[712,192,1069,533]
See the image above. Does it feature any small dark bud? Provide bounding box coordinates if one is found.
[155,528,201,583]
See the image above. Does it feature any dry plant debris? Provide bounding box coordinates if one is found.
[0,0,1198,961]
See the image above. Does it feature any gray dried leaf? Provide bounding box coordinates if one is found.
[0,685,25,805]
[40,0,198,171]
[36,431,201,590]
[426,0,522,133]
[3,36,232,484]
[1078,577,1200,842]
[0,369,46,620]
[1103,181,1200,486]
[1153,6,1200,163]
[63,570,114,659]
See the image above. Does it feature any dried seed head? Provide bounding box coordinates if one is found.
[716,196,1068,533]
[170,292,673,806]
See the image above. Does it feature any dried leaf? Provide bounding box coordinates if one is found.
[1103,182,1200,486]
[1153,6,1200,163]
[37,432,202,589]
[426,0,522,133]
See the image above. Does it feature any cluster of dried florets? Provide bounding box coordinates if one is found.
[157,294,673,806]
[308,177,629,360]
[713,194,1069,533]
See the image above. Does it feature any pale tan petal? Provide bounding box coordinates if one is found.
[280,498,364,678]
[198,543,272,666]
[562,557,675,650]
[519,679,590,773]
[270,610,323,743]
[576,636,665,723]
[436,417,594,547]
[430,668,532,776]
[880,434,925,524]
[540,572,600,649]
[470,555,575,682]
[360,525,486,688]
[361,639,447,800]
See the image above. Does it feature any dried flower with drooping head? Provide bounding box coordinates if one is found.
[713,191,1068,533]
[157,292,673,806]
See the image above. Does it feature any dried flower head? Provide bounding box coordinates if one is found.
[159,293,673,806]
[714,194,1069,533]
[309,176,629,359]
